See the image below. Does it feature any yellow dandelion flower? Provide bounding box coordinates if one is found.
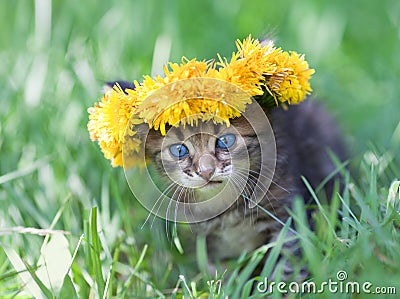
[265,49,315,104]
[87,35,314,167]
[214,36,277,96]
[87,84,142,167]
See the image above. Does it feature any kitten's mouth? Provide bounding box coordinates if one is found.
[205,180,223,185]
[193,179,224,193]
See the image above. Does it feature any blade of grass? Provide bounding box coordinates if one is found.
[57,274,77,299]
[0,157,50,185]
[23,261,54,299]
[1,243,45,299]
[36,234,72,295]
[259,218,294,278]
[314,156,350,195]
[224,251,248,292]
[196,235,210,279]
[105,232,123,299]
[385,180,400,220]
[58,234,86,297]
[103,265,112,299]
[301,176,336,237]
[229,252,264,299]
[41,193,72,249]
[291,198,322,273]
[339,172,351,239]
[90,207,105,298]
[118,244,152,298]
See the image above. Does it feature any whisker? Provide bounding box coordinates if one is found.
[229,173,255,221]
[186,188,195,231]
[151,184,180,230]
[235,166,290,194]
[235,171,276,204]
[181,186,189,223]
[230,171,295,234]
[165,185,184,239]
[150,184,180,230]
[234,168,270,195]
[253,174,289,194]
[233,171,278,217]
[182,187,192,224]
[141,182,176,229]
[173,186,186,236]
[242,194,299,236]
[228,173,249,216]
[234,165,269,178]
[231,172,254,209]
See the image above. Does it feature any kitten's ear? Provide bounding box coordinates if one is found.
[103,80,135,94]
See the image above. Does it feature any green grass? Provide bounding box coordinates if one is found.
[1,0,400,298]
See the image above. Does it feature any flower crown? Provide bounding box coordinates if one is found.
[87,35,315,167]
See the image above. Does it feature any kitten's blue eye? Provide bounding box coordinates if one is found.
[169,143,189,158]
[216,134,236,149]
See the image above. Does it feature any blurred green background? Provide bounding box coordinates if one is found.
[2,0,400,166]
[0,0,399,297]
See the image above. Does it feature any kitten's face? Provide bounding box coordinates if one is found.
[145,117,261,202]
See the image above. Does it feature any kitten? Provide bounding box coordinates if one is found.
[106,78,346,272]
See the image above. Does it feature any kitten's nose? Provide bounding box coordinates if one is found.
[197,155,215,181]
